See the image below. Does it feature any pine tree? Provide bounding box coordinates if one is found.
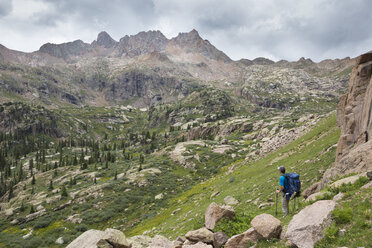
[29,159,34,171]
[94,176,97,184]
[31,175,35,185]
[48,180,53,190]
[61,185,68,197]
[139,154,144,165]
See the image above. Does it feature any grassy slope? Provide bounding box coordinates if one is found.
[126,113,340,243]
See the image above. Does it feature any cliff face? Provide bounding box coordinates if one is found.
[322,51,372,186]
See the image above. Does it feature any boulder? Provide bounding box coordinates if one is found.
[205,202,235,230]
[173,240,183,248]
[66,230,105,248]
[213,231,229,248]
[286,200,336,248]
[25,209,46,222]
[182,242,213,248]
[66,229,130,248]
[224,196,239,205]
[185,227,214,244]
[224,228,263,248]
[250,214,281,239]
[149,235,173,248]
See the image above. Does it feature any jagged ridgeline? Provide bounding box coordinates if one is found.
[0,29,363,248]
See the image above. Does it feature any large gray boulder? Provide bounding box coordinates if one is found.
[66,230,105,248]
[185,227,214,244]
[205,202,235,230]
[66,229,131,248]
[250,213,281,239]
[224,228,263,248]
[286,200,336,248]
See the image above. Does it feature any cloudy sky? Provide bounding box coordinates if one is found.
[0,0,371,61]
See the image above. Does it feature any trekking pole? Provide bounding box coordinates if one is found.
[275,188,278,217]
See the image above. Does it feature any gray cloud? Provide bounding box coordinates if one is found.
[0,0,12,17]
[0,0,371,61]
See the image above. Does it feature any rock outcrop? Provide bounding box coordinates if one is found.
[322,51,372,186]
[285,200,336,248]
[204,202,235,230]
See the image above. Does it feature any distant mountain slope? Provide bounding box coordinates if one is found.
[0,29,356,109]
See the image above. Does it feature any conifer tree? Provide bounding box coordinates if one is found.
[49,180,53,190]
[31,175,35,185]
[61,185,68,197]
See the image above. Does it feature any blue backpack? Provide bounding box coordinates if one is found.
[284,173,301,197]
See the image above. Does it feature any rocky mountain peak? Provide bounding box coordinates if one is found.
[39,39,91,60]
[252,57,275,65]
[171,29,203,48]
[115,30,168,57]
[95,31,117,48]
[298,57,313,62]
[170,29,232,62]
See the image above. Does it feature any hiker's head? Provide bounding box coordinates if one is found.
[278,166,285,174]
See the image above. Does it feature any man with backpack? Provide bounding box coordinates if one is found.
[276,166,290,217]
[276,166,301,217]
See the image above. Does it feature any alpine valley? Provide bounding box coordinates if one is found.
[0,30,371,248]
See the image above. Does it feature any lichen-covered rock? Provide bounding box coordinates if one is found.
[66,230,105,248]
[250,213,281,239]
[185,227,214,244]
[205,202,235,230]
[224,228,263,248]
[66,229,131,248]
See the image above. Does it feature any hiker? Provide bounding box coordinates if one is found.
[276,166,289,217]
